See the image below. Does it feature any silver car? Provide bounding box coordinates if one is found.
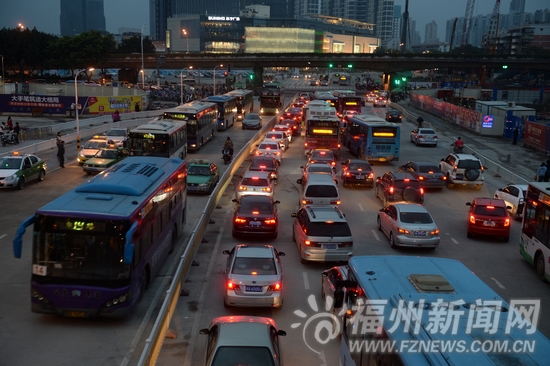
[199,315,286,366]
[299,162,336,186]
[377,203,440,249]
[265,131,289,151]
[236,171,274,200]
[242,112,262,130]
[222,244,285,308]
[410,128,438,147]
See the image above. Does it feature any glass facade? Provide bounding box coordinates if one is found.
[245,28,315,53]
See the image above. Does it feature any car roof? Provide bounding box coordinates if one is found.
[410,161,438,167]
[306,174,337,183]
[452,153,478,160]
[189,159,212,166]
[473,197,507,207]
[393,203,431,213]
[243,170,270,179]
[210,316,277,347]
[235,244,275,258]
[303,205,346,221]
[259,141,281,148]
[266,131,284,136]
[347,159,371,165]
[388,171,417,180]
[307,162,332,168]
[239,195,273,204]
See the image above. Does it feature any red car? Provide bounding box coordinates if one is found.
[466,197,511,242]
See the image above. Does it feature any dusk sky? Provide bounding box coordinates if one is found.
[0,0,547,40]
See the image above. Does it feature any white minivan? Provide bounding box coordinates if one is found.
[297,174,340,207]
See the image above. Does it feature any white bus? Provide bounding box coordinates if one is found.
[225,89,254,121]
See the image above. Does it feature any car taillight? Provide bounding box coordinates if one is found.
[304,240,311,246]
[264,218,277,225]
[442,176,447,180]
[420,188,424,194]
[330,200,341,205]
[504,218,510,227]
[368,173,374,178]
[262,187,272,192]
[274,152,280,156]
[389,187,394,194]
[430,229,440,235]
[238,186,247,191]
[268,283,282,291]
[340,241,353,247]
[255,151,261,155]
[302,199,313,205]
[434,135,438,138]
[453,166,458,171]
[418,135,424,138]
[293,126,297,129]
[338,143,341,148]
[398,227,410,234]
[234,217,247,224]
[304,142,308,147]
[227,281,240,290]
[418,176,424,180]
[331,161,336,166]
[470,215,476,224]
[345,172,351,176]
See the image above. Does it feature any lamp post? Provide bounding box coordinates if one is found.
[180,66,193,105]
[0,55,4,86]
[141,24,146,88]
[75,68,94,152]
[182,29,189,54]
[213,64,223,95]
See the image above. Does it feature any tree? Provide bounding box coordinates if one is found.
[115,36,155,54]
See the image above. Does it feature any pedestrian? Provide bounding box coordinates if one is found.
[57,140,65,168]
[513,127,519,145]
[135,102,140,112]
[6,116,13,130]
[416,116,424,128]
[13,122,20,144]
[537,163,547,182]
[56,132,62,142]
[545,158,550,182]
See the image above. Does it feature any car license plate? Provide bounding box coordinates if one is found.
[456,174,464,179]
[483,220,496,227]
[413,231,427,237]
[355,175,365,179]
[249,221,261,227]
[245,286,263,292]
[65,311,87,318]
[322,244,337,249]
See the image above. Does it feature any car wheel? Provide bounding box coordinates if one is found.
[535,253,547,282]
[467,230,473,238]
[300,256,307,264]
[342,178,347,187]
[475,184,483,191]
[232,230,238,238]
[415,139,419,146]
[272,231,278,239]
[376,216,382,231]
[503,235,509,242]
[321,283,326,300]
[16,177,25,190]
[242,125,245,130]
[446,175,454,189]
[38,169,45,182]
[389,232,396,248]
[223,298,230,308]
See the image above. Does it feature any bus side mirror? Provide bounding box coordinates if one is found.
[124,243,134,264]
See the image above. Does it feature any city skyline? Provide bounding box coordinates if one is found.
[0,0,547,42]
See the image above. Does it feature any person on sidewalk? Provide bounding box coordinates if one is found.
[537,163,547,182]
[57,140,65,168]
[13,122,21,144]
[513,127,519,145]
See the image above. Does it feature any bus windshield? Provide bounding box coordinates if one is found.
[33,216,131,284]
[127,133,169,156]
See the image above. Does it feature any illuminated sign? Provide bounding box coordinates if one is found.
[313,129,335,134]
[55,219,106,232]
[482,115,494,128]
[144,133,156,139]
[345,102,358,106]
[208,16,240,21]
[373,132,396,137]
[311,121,339,127]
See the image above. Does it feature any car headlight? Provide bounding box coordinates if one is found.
[6,174,17,182]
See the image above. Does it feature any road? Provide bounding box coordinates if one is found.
[1,79,549,366]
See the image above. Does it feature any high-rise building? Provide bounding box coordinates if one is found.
[509,0,525,14]
[150,0,174,41]
[60,0,106,36]
[174,0,241,16]
[424,20,438,44]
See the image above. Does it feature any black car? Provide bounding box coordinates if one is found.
[232,195,280,238]
[341,159,374,188]
[249,156,279,182]
[375,172,424,206]
[385,109,402,122]
[398,161,446,189]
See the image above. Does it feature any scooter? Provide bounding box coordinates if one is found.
[0,131,17,146]
[222,148,232,165]
[452,144,464,154]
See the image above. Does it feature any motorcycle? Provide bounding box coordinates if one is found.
[222,147,232,165]
[452,144,464,154]
[0,131,17,147]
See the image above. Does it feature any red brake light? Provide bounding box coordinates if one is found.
[235,217,247,223]
[470,215,476,224]
[487,206,494,209]
[259,165,266,169]
[418,176,424,180]
[320,152,326,155]
[227,281,239,290]
[264,218,277,224]
[252,211,260,215]
[389,187,394,194]
[504,219,510,227]
[330,200,341,205]
[404,178,410,182]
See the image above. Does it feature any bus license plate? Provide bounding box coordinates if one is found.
[245,286,263,292]
[322,244,337,249]
[379,157,387,162]
[65,311,87,318]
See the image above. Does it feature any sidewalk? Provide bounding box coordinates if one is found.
[398,100,546,184]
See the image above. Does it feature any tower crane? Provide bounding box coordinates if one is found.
[460,0,475,46]
[482,0,501,54]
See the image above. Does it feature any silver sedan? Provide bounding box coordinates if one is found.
[377,203,440,249]
[410,128,438,147]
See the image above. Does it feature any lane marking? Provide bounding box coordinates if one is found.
[451,238,459,245]
[0,234,7,240]
[358,203,364,212]
[371,230,380,241]
[491,277,506,289]
[303,272,310,290]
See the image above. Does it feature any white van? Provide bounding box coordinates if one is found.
[297,174,340,206]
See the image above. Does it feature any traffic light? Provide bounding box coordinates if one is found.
[503,65,508,69]
[329,63,333,68]
[249,74,254,80]
[394,78,401,85]
[224,71,228,77]
[402,77,407,82]
[347,64,353,68]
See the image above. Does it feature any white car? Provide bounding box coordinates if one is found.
[236,171,274,200]
[494,184,528,220]
[264,131,289,151]
[300,162,336,186]
[256,141,282,164]
[410,128,438,147]
[105,128,129,147]
[272,124,293,143]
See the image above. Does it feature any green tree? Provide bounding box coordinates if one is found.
[115,36,155,54]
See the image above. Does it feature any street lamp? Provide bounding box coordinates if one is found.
[18,23,24,30]
[182,29,189,54]
[213,64,223,95]
[75,68,94,152]
[141,24,146,88]
[180,66,193,105]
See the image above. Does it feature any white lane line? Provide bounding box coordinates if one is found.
[358,203,364,212]
[0,234,7,240]
[303,272,310,290]
[371,230,380,241]
[491,278,506,289]
[451,238,459,245]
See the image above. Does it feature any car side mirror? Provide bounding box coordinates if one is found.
[498,188,503,192]
[321,272,328,277]
[222,250,231,255]
[379,208,384,212]
[199,328,210,335]
[466,202,472,206]
[296,178,302,184]
[274,200,281,204]
[506,206,512,210]
[277,330,287,337]
[300,166,304,169]
[291,213,297,217]
[334,179,338,185]
[278,251,286,256]
[232,199,238,203]
[441,158,445,161]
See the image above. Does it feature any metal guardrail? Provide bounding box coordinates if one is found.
[136,99,295,366]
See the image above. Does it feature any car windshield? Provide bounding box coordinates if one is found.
[418,165,439,173]
[457,160,481,169]
[400,212,434,224]
[241,178,269,186]
[474,206,508,216]
[240,201,273,214]
[212,346,275,366]
[259,144,278,150]
[305,185,338,197]
[311,151,334,159]
[308,222,351,237]
[308,166,332,173]
[107,130,126,136]
[419,129,435,134]
[245,115,259,121]
[0,157,22,169]
[95,150,118,159]
[250,160,275,170]
[394,180,420,189]
[349,163,371,171]
[232,257,277,275]
[188,166,211,175]
[84,141,107,149]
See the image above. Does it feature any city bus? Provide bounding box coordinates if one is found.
[313,90,340,111]
[259,83,282,115]
[158,101,217,151]
[337,255,550,365]
[336,95,362,116]
[304,103,341,157]
[225,89,254,121]
[127,118,188,160]
[331,73,341,84]
[302,99,330,123]
[344,115,400,162]
[204,94,237,131]
[13,156,188,318]
[520,181,550,282]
